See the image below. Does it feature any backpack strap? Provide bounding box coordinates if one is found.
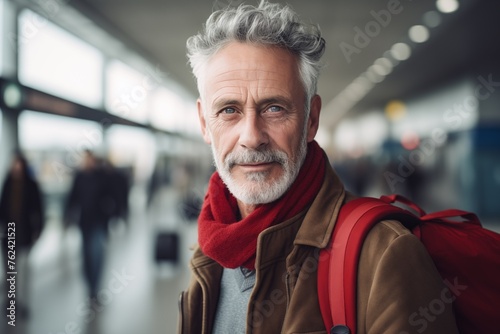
[317,197,420,334]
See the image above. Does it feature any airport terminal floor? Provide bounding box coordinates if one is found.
[1,182,498,334]
[0,186,196,334]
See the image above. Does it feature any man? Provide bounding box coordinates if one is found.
[179,1,459,333]
[64,150,114,302]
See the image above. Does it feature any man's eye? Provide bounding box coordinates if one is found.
[268,106,283,112]
[222,107,236,114]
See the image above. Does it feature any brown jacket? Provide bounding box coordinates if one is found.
[178,162,459,334]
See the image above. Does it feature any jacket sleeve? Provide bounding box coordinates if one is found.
[356,220,459,334]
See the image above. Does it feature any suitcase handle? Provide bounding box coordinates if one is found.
[380,194,427,216]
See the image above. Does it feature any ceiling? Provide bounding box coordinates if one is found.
[67,0,500,129]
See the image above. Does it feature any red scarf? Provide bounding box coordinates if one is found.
[198,141,326,270]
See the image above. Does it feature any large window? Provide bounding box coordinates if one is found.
[150,87,199,135]
[105,60,150,124]
[334,113,388,157]
[18,10,104,108]
[19,110,102,151]
[150,87,186,132]
[0,0,4,76]
[106,125,156,182]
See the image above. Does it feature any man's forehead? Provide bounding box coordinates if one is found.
[205,43,299,78]
[206,73,300,107]
[201,43,303,102]
[209,67,290,82]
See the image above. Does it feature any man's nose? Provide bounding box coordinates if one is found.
[238,112,268,150]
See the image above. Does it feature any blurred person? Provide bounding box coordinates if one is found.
[147,157,172,207]
[178,1,459,333]
[102,159,130,227]
[0,152,44,318]
[64,150,115,302]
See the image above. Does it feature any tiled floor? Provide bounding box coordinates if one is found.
[0,187,198,334]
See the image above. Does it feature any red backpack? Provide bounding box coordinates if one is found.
[317,194,500,334]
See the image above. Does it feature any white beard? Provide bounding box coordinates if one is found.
[210,128,308,205]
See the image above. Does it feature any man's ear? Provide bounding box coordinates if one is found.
[306,94,321,142]
[197,98,211,144]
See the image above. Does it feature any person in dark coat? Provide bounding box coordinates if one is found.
[64,150,114,301]
[0,152,44,317]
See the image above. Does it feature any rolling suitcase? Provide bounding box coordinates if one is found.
[154,232,179,263]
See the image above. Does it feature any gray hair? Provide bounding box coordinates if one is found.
[186,0,325,113]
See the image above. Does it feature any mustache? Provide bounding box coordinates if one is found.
[225,148,287,169]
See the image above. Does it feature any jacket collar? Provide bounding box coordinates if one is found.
[294,160,346,249]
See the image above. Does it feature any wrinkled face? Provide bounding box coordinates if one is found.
[197,42,320,205]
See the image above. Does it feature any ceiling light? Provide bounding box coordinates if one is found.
[352,76,374,92]
[344,85,364,101]
[390,43,411,61]
[2,82,24,109]
[383,50,400,66]
[436,0,459,13]
[346,83,364,96]
[423,11,442,28]
[370,64,387,77]
[365,70,384,83]
[374,58,393,76]
[409,25,430,43]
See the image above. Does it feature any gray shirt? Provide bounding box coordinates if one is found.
[212,267,256,333]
